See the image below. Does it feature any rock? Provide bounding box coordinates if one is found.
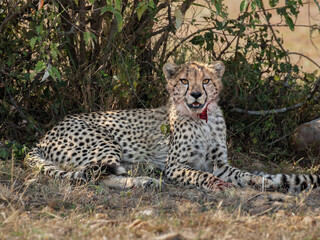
[291,119,320,154]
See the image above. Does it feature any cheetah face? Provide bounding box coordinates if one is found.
[163,61,225,116]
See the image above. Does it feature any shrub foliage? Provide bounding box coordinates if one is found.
[0,0,319,159]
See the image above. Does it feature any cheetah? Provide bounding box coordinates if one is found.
[25,61,320,193]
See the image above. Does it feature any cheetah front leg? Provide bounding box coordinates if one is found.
[165,163,232,192]
[209,146,276,191]
[100,175,163,190]
[214,164,276,191]
[164,132,233,192]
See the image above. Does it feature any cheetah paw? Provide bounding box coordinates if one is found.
[135,177,166,191]
[245,175,275,191]
[207,177,234,192]
[100,175,165,191]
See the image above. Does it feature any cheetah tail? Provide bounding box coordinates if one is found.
[257,172,320,193]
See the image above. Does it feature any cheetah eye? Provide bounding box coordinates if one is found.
[202,79,211,85]
[180,79,189,85]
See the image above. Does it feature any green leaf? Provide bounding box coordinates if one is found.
[84,32,91,45]
[213,1,222,15]
[88,0,95,4]
[108,6,123,31]
[285,16,294,31]
[160,124,166,134]
[114,10,123,31]
[251,2,256,12]
[133,80,138,90]
[30,37,37,50]
[90,33,97,42]
[36,25,42,35]
[114,0,121,11]
[35,61,45,72]
[101,6,109,14]
[160,124,170,135]
[148,0,155,9]
[30,71,36,81]
[240,0,248,12]
[190,35,204,46]
[136,2,148,21]
[50,67,61,80]
[269,0,279,7]
[174,8,183,30]
[254,0,262,8]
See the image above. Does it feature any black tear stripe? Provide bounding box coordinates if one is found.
[184,84,189,97]
[202,85,208,103]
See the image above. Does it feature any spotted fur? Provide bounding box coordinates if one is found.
[25,61,320,193]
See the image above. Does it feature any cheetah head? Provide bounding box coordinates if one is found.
[163,61,225,116]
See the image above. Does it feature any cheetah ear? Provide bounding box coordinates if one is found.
[208,61,225,78]
[163,62,180,80]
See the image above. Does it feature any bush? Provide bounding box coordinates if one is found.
[0,0,319,159]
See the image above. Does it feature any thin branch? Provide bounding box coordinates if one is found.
[152,4,172,56]
[261,1,289,63]
[287,52,320,69]
[0,79,43,135]
[217,33,239,60]
[233,1,250,61]
[246,23,320,29]
[159,31,169,66]
[253,1,309,13]
[78,0,86,67]
[149,25,171,37]
[231,103,304,115]
[154,0,195,62]
[230,76,320,115]
[307,0,320,56]
[164,27,230,62]
[57,0,78,68]
[0,0,32,33]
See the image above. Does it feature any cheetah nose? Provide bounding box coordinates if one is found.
[190,92,202,99]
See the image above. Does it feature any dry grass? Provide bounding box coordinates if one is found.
[1,158,320,240]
